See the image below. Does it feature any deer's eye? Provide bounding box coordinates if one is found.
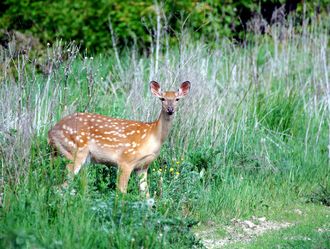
[160,98,165,101]
[175,98,179,101]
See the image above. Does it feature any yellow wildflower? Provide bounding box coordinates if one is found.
[169,167,174,172]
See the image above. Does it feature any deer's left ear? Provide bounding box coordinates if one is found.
[177,81,191,98]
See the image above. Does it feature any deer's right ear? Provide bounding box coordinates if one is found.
[150,81,162,97]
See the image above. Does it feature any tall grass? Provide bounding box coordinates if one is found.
[0,13,329,248]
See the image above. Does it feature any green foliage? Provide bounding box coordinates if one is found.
[1,0,329,52]
[255,89,302,137]
[1,0,156,52]
[307,182,330,207]
[187,147,218,172]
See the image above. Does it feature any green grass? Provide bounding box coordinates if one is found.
[1,17,329,248]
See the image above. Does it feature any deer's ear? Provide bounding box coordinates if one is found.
[177,81,191,98]
[150,81,162,97]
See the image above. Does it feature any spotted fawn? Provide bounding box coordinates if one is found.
[48,81,191,197]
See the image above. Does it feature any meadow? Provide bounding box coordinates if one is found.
[0,15,329,248]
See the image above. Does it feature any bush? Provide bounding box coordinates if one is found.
[307,182,330,206]
[1,0,328,52]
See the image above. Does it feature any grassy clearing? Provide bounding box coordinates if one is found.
[0,16,329,248]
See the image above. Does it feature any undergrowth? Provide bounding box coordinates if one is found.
[0,14,329,248]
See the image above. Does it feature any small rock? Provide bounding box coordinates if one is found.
[243,220,256,229]
[317,227,330,233]
[207,220,216,226]
[258,217,267,222]
[231,218,240,224]
[294,209,303,215]
[70,189,77,196]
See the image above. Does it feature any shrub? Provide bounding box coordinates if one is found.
[1,0,328,52]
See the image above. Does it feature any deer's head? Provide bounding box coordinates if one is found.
[150,81,191,115]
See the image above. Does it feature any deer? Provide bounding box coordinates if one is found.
[48,81,191,198]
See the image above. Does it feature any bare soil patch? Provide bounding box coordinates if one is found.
[195,217,292,248]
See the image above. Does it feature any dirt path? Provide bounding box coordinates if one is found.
[195,216,292,248]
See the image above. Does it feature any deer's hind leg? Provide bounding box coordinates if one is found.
[136,168,150,199]
[50,134,89,186]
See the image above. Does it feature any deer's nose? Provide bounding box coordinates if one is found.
[167,107,174,115]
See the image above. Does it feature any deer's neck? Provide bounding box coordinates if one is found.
[154,110,174,144]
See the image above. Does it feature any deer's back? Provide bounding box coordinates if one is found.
[48,112,160,168]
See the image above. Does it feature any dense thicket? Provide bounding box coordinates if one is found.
[0,0,328,52]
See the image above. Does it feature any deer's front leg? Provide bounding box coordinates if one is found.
[136,168,150,199]
[117,164,133,194]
